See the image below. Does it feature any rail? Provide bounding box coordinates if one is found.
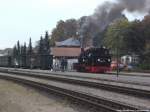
[0,74,140,112]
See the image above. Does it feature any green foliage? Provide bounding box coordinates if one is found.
[38,31,51,69]
[13,45,17,58]
[20,43,27,67]
[104,18,148,56]
[139,62,150,70]
[51,19,78,46]
[44,31,50,54]
[123,20,145,55]
[140,16,150,53]
[139,51,150,70]
[28,37,33,55]
[104,18,131,55]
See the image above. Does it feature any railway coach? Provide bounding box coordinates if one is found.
[0,55,12,67]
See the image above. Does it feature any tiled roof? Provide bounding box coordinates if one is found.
[55,38,80,47]
[51,47,81,57]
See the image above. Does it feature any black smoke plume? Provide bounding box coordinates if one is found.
[78,0,150,47]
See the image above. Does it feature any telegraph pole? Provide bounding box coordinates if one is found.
[116,40,119,77]
[113,28,120,77]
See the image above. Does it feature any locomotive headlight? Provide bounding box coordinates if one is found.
[83,59,85,62]
[97,59,101,62]
[108,59,111,62]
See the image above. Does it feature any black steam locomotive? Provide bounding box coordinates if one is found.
[74,47,111,73]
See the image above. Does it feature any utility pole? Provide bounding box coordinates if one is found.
[113,28,120,77]
[116,39,119,77]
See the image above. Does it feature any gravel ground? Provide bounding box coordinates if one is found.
[3,74,149,110]
[0,79,94,112]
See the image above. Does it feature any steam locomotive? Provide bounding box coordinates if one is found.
[73,47,111,73]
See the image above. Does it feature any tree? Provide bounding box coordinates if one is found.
[38,36,44,54]
[138,15,150,69]
[43,31,51,69]
[51,20,66,46]
[104,18,131,56]
[20,45,24,67]
[141,15,150,52]
[50,19,78,46]
[123,20,145,55]
[64,19,78,38]
[21,43,27,67]
[13,45,17,66]
[38,36,44,68]
[27,38,33,68]
[28,37,33,55]
[17,40,21,67]
[44,31,50,54]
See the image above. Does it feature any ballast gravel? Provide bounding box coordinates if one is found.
[0,79,91,112]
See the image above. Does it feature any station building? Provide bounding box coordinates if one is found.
[51,38,81,71]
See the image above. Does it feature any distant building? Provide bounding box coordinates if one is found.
[121,55,139,65]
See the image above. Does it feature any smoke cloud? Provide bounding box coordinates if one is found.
[120,0,148,12]
[78,0,150,46]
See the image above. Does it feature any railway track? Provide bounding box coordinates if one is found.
[1,67,150,86]
[0,68,150,99]
[107,72,150,78]
[0,73,142,112]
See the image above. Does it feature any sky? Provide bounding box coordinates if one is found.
[0,0,145,49]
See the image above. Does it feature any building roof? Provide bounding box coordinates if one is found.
[51,47,81,57]
[55,38,80,47]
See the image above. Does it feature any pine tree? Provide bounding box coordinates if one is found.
[44,31,50,54]
[28,37,33,55]
[20,45,24,67]
[38,36,44,69]
[23,43,27,67]
[28,38,33,68]
[38,36,44,55]
[43,31,51,69]
[13,45,18,66]
[17,40,21,67]
[13,45,17,58]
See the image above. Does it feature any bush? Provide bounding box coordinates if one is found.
[139,62,150,70]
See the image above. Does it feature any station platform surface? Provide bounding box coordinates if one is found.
[29,69,150,86]
[0,67,150,86]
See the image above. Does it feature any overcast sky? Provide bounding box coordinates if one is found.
[0,0,145,49]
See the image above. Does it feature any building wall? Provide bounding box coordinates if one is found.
[121,55,139,65]
[53,58,78,71]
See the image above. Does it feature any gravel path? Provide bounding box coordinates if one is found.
[0,79,91,112]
